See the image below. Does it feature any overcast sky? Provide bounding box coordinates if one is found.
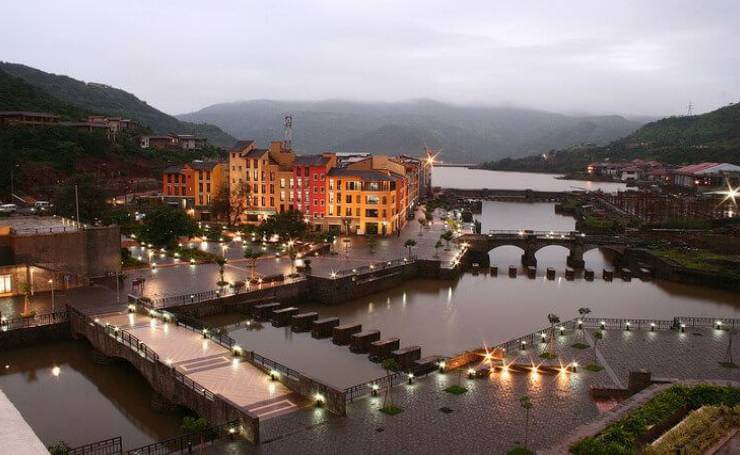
[2,0,739,117]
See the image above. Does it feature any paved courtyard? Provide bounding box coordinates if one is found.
[207,324,739,454]
[97,312,301,419]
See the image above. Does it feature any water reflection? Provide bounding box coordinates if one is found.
[0,340,185,449]
[433,167,627,193]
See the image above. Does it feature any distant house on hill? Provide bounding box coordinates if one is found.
[139,133,206,150]
[671,163,740,188]
[0,111,59,127]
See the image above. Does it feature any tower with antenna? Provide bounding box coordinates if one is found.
[686,101,693,116]
[283,114,293,150]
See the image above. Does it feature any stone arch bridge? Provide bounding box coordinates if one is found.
[459,230,627,269]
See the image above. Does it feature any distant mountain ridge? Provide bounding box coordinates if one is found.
[482,102,740,173]
[178,99,646,162]
[0,62,235,147]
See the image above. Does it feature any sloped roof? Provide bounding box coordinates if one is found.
[190,160,221,171]
[675,163,721,175]
[244,148,269,158]
[328,168,404,181]
[228,140,255,154]
[294,155,330,166]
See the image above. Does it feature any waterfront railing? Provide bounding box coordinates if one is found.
[334,257,414,278]
[0,309,68,331]
[126,420,239,455]
[68,436,123,455]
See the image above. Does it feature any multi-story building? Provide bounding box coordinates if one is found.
[228,140,296,223]
[161,160,225,219]
[293,153,337,226]
[0,111,59,127]
[227,139,429,235]
[140,134,207,150]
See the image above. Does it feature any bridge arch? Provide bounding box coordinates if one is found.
[533,245,571,268]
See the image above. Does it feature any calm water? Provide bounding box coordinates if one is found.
[0,340,185,449]
[433,167,627,192]
[208,199,738,389]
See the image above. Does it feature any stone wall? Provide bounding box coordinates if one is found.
[9,225,120,282]
[622,248,739,291]
[0,321,70,350]
[308,263,421,305]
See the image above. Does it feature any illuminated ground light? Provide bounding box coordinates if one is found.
[314,393,325,407]
[51,366,61,377]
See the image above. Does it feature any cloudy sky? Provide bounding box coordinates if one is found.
[2,0,739,117]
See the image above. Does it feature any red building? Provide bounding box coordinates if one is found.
[162,164,194,197]
[292,153,336,221]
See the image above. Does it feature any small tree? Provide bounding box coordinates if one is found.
[519,395,533,450]
[243,247,260,281]
[367,236,377,255]
[404,239,417,259]
[546,313,560,356]
[578,307,591,340]
[20,281,32,315]
[381,358,400,409]
[181,416,210,454]
[434,240,443,258]
[288,241,298,274]
[592,330,603,351]
[215,257,227,286]
[441,230,453,249]
[47,441,71,455]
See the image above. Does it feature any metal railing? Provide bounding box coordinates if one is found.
[251,352,305,381]
[0,309,68,331]
[172,370,216,401]
[333,257,414,278]
[104,324,159,362]
[68,436,123,455]
[149,276,306,309]
[126,420,239,455]
[175,314,236,349]
[344,371,406,401]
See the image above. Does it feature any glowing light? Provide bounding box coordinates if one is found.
[51,366,61,377]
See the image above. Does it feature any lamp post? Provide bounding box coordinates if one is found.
[48,279,55,312]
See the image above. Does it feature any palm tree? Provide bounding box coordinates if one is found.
[546,313,560,355]
[243,247,260,281]
[381,358,400,409]
[519,395,533,450]
[404,239,417,259]
[215,257,227,286]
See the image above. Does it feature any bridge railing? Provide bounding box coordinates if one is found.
[172,369,217,401]
[68,436,123,455]
[175,314,236,350]
[126,420,239,455]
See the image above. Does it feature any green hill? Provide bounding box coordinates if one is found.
[0,61,235,147]
[482,103,740,173]
[0,69,92,119]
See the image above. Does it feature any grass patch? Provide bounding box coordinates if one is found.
[379,405,404,415]
[507,447,534,455]
[571,342,590,350]
[539,352,558,360]
[719,362,738,369]
[585,363,604,372]
[444,385,468,395]
[652,249,740,281]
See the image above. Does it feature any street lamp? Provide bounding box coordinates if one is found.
[48,279,55,312]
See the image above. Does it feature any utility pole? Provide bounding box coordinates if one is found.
[74,184,80,225]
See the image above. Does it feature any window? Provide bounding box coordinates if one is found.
[345,207,352,216]
[365,209,378,218]
[0,275,12,294]
[280,178,286,188]
[366,195,379,205]
[345,195,352,204]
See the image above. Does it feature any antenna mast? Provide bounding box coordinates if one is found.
[283,114,293,150]
[687,101,693,116]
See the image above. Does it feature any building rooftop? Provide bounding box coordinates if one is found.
[190,160,222,171]
[0,216,81,235]
[328,168,404,181]
[294,155,331,166]
[228,140,255,154]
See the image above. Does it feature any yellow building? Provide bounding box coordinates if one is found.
[191,160,226,218]
[228,140,296,223]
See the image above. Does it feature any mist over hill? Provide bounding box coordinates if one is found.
[178,99,646,162]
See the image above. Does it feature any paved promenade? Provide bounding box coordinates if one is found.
[97,312,301,419]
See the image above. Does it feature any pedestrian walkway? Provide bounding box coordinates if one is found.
[0,389,47,454]
[97,312,301,420]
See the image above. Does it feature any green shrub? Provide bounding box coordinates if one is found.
[570,385,740,453]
